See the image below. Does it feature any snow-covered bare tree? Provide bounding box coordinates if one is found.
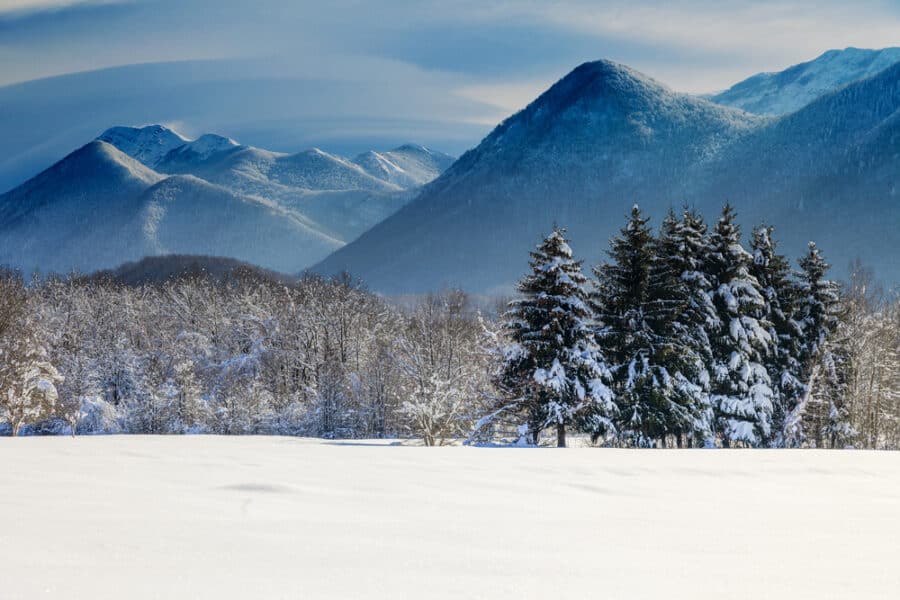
[0,284,64,436]
[395,291,490,445]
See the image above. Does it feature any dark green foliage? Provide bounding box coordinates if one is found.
[499,227,615,446]
[592,206,703,446]
[749,225,804,446]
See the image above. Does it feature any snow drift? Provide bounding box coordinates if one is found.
[0,436,897,600]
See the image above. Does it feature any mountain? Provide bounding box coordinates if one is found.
[314,59,900,293]
[314,61,760,292]
[710,47,900,115]
[0,126,454,275]
[105,126,436,241]
[0,59,488,195]
[137,175,341,273]
[352,144,456,188]
[158,133,240,164]
[97,125,190,168]
[0,142,340,275]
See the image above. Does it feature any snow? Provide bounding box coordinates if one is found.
[168,133,239,161]
[0,436,897,600]
[711,47,900,115]
[0,126,455,275]
[316,55,900,293]
[97,125,189,168]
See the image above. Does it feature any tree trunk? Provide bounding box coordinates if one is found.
[556,423,566,448]
[11,421,21,437]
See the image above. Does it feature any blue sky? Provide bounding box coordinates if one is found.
[1,0,898,190]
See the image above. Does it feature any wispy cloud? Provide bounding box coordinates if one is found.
[0,0,125,17]
[1,0,898,190]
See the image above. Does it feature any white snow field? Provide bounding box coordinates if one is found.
[1,437,898,600]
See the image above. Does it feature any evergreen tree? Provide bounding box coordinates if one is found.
[705,205,775,447]
[498,227,615,447]
[749,225,804,447]
[790,242,854,447]
[592,206,699,446]
[649,209,715,446]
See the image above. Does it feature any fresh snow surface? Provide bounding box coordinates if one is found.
[0,436,897,600]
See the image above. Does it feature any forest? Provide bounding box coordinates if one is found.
[0,204,897,448]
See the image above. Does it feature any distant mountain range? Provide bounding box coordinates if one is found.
[316,49,900,292]
[1,47,898,289]
[0,126,453,275]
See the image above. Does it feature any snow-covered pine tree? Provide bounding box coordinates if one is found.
[704,205,775,447]
[647,209,715,446]
[791,242,854,447]
[591,206,699,446]
[749,225,804,447]
[498,227,615,447]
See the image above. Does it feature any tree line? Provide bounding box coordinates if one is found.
[0,204,897,447]
[481,204,899,448]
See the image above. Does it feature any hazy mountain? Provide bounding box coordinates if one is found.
[710,47,900,115]
[0,59,489,194]
[0,124,459,275]
[137,175,341,273]
[315,59,900,293]
[104,126,441,241]
[0,141,162,274]
[352,144,456,189]
[97,125,190,168]
[0,141,342,275]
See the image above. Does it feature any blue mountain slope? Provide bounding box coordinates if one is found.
[315,60,900,292]
[710,47,900,115]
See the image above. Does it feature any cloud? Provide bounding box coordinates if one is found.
[482,0,900,89]
[0,0,124,17]
[1,0,899,188]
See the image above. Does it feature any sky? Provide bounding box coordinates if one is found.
[1,0,899,189]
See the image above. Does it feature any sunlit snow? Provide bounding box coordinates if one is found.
[0,436,897,599]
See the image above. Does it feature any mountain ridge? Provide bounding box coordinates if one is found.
[314,57,900,292]
[710,47,900,115]
[0,127,454,275]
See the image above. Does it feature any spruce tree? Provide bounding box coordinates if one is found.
[705,205,775,447]
[592,206,698,447]
[498,227,615,447]
[749,225,804,447]
[649,209,714,446]
[792,242,853,447]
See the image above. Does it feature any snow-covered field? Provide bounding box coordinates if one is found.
[1,437,897,599]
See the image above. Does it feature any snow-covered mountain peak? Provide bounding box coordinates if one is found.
[459,58,757,172]
[352,144,456,189]
[314,58,900,292]
[56,140,164,187]
[97,125,188,168]
[711,47,900,115]
[169,134,240,161]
